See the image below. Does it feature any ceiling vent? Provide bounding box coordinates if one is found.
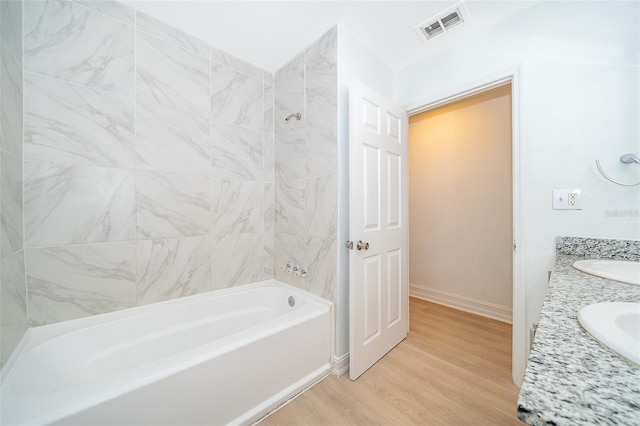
[415,2,468,41]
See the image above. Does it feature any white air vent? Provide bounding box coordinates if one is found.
[415,1,468,41]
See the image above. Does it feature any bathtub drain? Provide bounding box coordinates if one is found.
[288,296,295,307]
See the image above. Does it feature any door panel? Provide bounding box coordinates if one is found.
[363,254,381,344]
[349,80,408,380]
[387,249,401,326]
[362,99,381,133]
[387,112,401,141]
[363,145,381,230]
[387,153,401,228]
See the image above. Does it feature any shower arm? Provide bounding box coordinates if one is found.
[285,112,302,122]
[595,153,640,186]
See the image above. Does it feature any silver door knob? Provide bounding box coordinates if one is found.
[356,240,369,251]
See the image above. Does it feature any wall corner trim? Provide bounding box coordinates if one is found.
[332,353,349,376]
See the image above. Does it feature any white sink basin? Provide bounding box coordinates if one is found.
[578,302,640,366]
[573,259,640,286]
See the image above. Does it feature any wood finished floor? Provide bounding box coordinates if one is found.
[260,297,521,426]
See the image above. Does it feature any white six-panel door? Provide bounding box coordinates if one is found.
[349,80,409,380]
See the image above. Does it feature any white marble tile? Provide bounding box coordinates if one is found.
[264,83,274,135]
[136,33,210,175]
[211,47,263,80]
[211,62,263,132]
[136,32,209,112]
[24,0,134,95]
[211,121,262,181]
[26,242,136,326]
[304,237,336,302]
[0,0,22,66]
[1,151,23,257]
[24,72,135,168]
[136,11,209,58]
[274,53,304,134]
[136,171,210,239]
[275,126,305,182]
[211,179,263,234]
[306,122,338,177]
[136,236,210,305]
[74,0,134,26]
[1,39,23,158]
[306,175,338,239]
[264,183,274,233]
[1,250,27,369]
[136,95,210,175]
[306,46,338,177]
[263,232,274,280]
[211,233,263,289]
[305,26,337,63]
[264,132,274,183]
[24,162,135,247]
[275,180,306,236]
[274,233,306,287]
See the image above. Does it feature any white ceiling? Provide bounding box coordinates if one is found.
[120,0,538,72]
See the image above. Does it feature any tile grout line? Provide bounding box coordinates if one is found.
[133,10,138,308]
[21,70,132,99]
[262,70,266,280]
[209,39,213,294]
[21,0,30,326]
[71,0,134,30]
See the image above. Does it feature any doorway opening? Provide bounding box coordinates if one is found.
[407,81,521,383]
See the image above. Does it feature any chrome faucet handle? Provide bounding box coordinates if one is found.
[280,262,292,271]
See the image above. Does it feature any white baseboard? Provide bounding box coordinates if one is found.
[332,353,349,376]
[410,284,512,324]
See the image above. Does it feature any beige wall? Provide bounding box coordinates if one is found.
[409,85,513,311]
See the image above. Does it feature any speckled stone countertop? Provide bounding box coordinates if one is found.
[517,254,640,425]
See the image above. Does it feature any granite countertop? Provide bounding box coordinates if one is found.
[517,254,640,425]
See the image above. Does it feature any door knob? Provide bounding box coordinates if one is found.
[356,240,369,251]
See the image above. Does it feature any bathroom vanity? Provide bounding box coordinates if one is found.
[517,237,640,425]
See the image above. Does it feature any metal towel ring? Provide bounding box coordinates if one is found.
[595,153,640,186]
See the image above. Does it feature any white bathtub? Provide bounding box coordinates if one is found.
[0,280,332,425]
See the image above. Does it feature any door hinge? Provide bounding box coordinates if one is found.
[513,241,517,253]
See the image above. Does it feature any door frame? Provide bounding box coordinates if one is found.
[404,67,526,386]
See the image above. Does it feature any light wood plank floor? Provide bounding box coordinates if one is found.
[260,297,521,426]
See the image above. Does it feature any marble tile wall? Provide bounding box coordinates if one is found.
[0,1,338,352]
[210,43,271,292]
[18,0,275,328]
[274,27,338,303]
[1,0,26,369]
[23,0,136,327]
